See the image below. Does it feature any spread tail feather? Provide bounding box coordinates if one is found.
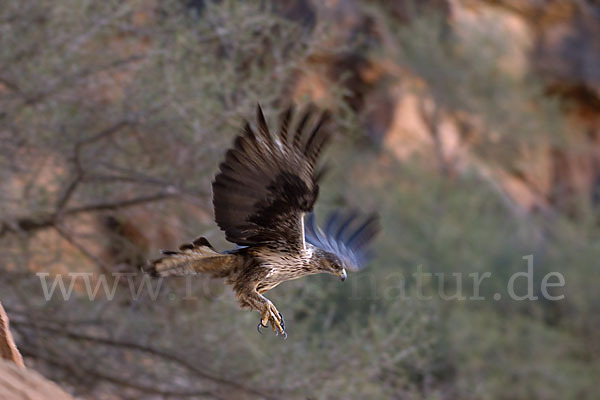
[144,237,237,278]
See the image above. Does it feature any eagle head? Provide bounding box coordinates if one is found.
[305,212,380,283]
[318,251,347,282]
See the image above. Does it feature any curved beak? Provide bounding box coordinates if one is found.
[338,268,347,282]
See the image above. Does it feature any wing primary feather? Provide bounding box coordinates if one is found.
[324,211,341,238]
[234,134,259,161]
[346,214,380,249]
[309,213,327,244]
[243,121,258,143]
[279,105,294,146]
[304,111,331,162]
[335,211,359,242]
[307,134,331,167]
[256,103,271,143]
[293,105,314,148]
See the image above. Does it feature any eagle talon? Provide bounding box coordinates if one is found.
[257,321,265,334]
[259,301,287,337]
[270,314,285,337]
[278,312,285,331]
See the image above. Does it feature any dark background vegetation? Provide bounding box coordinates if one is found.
[1,0,599,398]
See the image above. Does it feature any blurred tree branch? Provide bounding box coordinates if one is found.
[12,318,278,399]
[0,192,176,238]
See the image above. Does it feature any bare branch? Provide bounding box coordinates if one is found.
[13,320,278,399]
[0,192,176,238]
[53,224,111,274]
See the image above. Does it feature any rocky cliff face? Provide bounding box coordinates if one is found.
[291,0,600,214]
[1,303,73,400]
[0,303,23,368]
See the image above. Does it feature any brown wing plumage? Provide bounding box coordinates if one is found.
[212,104,331,248]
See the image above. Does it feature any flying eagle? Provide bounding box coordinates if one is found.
[146,104,379,337]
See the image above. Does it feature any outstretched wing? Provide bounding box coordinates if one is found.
[212,104,331,248]
[305,211,380,271]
